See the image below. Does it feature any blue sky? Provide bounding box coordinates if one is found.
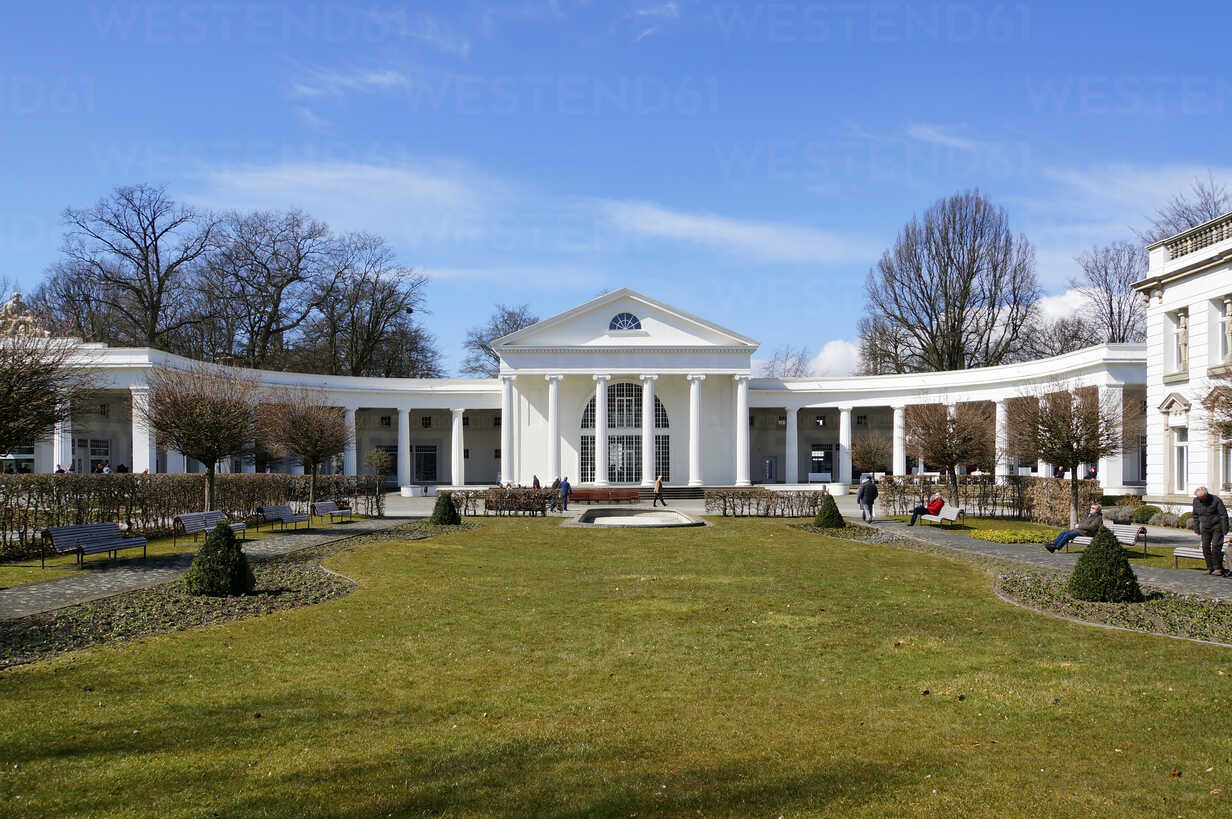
[2,1,1230,374]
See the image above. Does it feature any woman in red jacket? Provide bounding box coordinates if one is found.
[908,493,945,526]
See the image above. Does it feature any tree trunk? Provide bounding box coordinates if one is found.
[947,465,959,506]
[205,464,216,512]
[308,462,316,529]
[1069,471,1079,528]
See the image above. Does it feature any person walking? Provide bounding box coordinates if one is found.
[653,475,666,507]
[549,476,561,512]
[1192,487,1229,576]
[559,476,572,512]
[857,475,878,522]
[907,493,944,526]
[532,475,541,489]
[1046,503,1103,553]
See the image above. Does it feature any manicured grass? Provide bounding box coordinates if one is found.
[0,515,366,590]
[2,518,1231,816]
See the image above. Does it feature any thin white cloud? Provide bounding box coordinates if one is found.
[366,11,471,57]
[422,266,606,289]
[634,2,680,18]
[290,68,412,99]
[905,122,980,151]
[811,339,861,377]
[600,200,874,263]
[293,106,331,130]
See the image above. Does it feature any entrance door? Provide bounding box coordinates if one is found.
[415,445,438,483]
[762,456,777,483]
[810,444,833,481]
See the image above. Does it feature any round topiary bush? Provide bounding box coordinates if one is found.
[1178,511,1194,529]
[1067,526,1144,603]
[813,493,844,528]
[183,522,255,597]
[1131,505,1161,524]
[430,491,462,526]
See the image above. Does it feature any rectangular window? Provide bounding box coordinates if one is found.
[462,415,470,427]
[856,415,867,426]
[379,415,391,427]
[420,416,432,429]
[814,416,826,427]
[1174,429,1189,493]
[579,436,594,483]
[494,448,501,459]
[776,415,786,427]
[97,403,109,418]
[608,434,641,483]
[654,435,671,482]
[494,415,501,428]
[463,448,470,459]
[1221,301,1231,361]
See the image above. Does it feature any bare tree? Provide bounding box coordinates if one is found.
[258,389,352,515]
[364,448,394,476]
[204,210,344,369]
[56,185,215,347]
[461,304,539,377]
[140,364,259,510]
[860,189,1040,373]
[850,431,892,475]
[905,403,995,502]
[1074,241,1147,343]
[856,316,911,375]
[1016,315,1103,360]
[0,335,94,458]
[1006,384,1125,526]
[1143,173,1232,244]
[760,345,813,377]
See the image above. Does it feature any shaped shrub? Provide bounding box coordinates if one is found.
[1149,512,1179,528]
[1131,505,1161,524]
[183,522,255,597]
[1066,527,1143,603]
[1178,511,1194,529]
[813,493,845,528]
[431,491,462,525]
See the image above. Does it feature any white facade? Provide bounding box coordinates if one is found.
[6,288,1151,494]
[1137,210,1232,506]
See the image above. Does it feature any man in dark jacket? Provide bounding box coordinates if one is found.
[1192,487,1229,576]
[1047,504,1103,553]
[856,476,878,522]
[559,477,571,512]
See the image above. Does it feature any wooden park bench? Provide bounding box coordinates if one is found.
[919,503,965,527]
[1173,543,1229,569]
[41,522,148,568]
[173,510,247,547]
[312,500,353,523]
[1068,523,1148,557]
[258,504,311,531]
[570,488,640,504]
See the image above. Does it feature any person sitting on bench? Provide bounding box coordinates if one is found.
[907,494,944,526]
[1047,503,1103,553]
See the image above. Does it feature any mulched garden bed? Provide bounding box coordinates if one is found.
[0,542,355,670]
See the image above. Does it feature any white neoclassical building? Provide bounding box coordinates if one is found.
[3,288,1151,496]
[1137,209,1232,507]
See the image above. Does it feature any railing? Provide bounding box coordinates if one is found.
[1165,212,1232,260]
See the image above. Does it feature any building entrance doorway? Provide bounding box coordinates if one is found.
[415,445,438,483]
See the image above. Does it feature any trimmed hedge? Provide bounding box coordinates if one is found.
[431,491,462,525]
[0,473,385,560]
[1067,526,1143,603]
[183,523,255,597]
[483,487,554,516]
[1131,505,1161,524]
[813,494,845,528]
[877,475,1103,527]
[704,489,828,518]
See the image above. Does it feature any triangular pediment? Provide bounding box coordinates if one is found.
[1158,392,1191,413]
[492,289,759,350]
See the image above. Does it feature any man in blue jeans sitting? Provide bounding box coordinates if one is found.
[1047,503,1103,553]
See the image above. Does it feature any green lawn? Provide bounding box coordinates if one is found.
[0,515,365,590]
[2,518,1231,816]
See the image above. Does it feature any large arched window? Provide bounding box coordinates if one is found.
[579,382,669,483]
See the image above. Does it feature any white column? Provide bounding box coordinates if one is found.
[687,374,706,486]
[397,408,411,486]
[892,405,907,476]
[593,375,611,486]
[784,407,799,484]
[500,376,514,484]
[342,408,358,475]
[53,416,73,473]
[640,374,657,486]
[838,406,853,484]
[451,408,466,487]
[546,375,562,480]
[734,375,751,486]
[129,387,156,474]
[1099,384,1125,492]
[994,399,1009,481]
[1037,397,1051,477]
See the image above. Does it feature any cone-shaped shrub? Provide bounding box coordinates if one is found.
[1067,526,1144,603]
[813,493,845,528]
[431,491,462,525]
[183,522,254,597]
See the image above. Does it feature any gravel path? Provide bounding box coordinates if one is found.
[869,518,1232,599]
[0,518,404,620]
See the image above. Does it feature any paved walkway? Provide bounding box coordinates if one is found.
[0,517,404,621]
[867,517,1232,599]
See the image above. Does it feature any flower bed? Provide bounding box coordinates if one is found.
[971,528,1063,544]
